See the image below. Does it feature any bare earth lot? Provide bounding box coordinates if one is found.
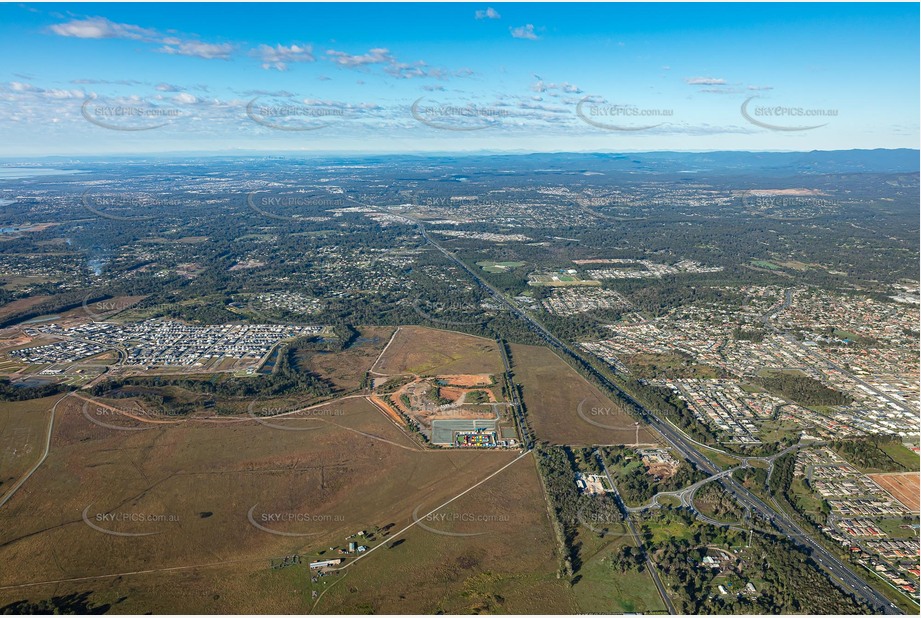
[870,472,920,512]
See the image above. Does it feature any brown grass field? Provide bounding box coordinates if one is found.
[371,326,502,377]
[0,296,52,320]
[510,343,658,446]
[0,392,564,613]
[0,396,55,495]
[870,472,920,512]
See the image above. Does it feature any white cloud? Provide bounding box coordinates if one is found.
[174,92,197,104]
[156,83,184,92]
[326,47,393,67]
[685,77,726,86]
[50,15,233,61]
[253,43,315,71]
[49,17,155,40]
[158,40,234,60]
[531,80,582,95]
[510,24,539,40]
[475,8,501,20]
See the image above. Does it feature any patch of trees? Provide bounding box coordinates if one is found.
[534,446,621,581]
[602,446,706,506]
[831,435,910,472]
[732,326,765,342]
[643,508,868,614]
[693,482,745,521]
[608,545,645,574]
[755,371,852,407]
[0,378,71,401]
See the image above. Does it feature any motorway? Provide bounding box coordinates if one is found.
[416,223,902,615]
[345,197,902,614]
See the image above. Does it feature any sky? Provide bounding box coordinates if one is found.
[0,2,918,156]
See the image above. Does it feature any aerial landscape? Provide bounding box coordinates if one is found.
[0,2,918,616]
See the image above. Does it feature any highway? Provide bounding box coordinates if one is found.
[347,198,901,614]
[417,224,901,615]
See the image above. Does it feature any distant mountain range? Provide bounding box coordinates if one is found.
[5,149,918,175]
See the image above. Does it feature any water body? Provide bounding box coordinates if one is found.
[0,167,84,180]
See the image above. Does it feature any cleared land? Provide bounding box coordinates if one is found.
[297,326,396,392]
[510,343,657,446]
[0,391,551,613]
[0,396,55,496]
[869,472,920,512]
[370,326,503,376]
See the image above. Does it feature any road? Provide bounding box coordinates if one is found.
[595,450,676,615]
[423,230,900,614]
[762,289,909,413]
[346,197,901,614]
[0,392,70,509]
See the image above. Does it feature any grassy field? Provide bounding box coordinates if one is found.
[879,442,921,471]
[0,393,546,613]
[0,396,56,495]
[310,451,570,614]
[510,343,657,446]
[371,326,503,377]
[476,260,526,273]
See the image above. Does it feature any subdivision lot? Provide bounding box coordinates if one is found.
[0,394,540,613]
[371,326,503,376]
[510,343,657,446]
[869,472,920,512]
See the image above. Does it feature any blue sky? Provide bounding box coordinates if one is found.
[0,2,918,155]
